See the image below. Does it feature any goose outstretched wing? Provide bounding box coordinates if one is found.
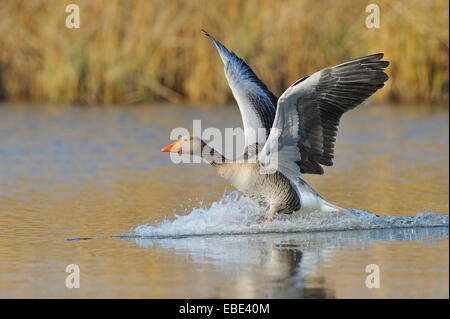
[258,53,389,179]
[203,30,277,148]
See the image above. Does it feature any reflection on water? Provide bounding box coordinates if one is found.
[132,227,448,298]
[0,103,448,298]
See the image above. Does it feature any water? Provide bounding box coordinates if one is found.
[0,103,448,298]
[131,191,448,237]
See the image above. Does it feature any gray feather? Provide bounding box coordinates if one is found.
[203,30,278,146]
[260,53,389,177]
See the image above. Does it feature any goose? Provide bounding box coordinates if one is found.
[161,30,389,222]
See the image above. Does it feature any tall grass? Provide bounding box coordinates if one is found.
[0,0,448,106]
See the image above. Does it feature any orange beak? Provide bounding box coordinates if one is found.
[161,140,181,153]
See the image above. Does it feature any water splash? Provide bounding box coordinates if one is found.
[132,191,449,238]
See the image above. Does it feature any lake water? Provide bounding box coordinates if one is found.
[0,103,448,298]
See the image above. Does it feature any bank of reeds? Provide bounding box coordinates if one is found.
[0,0,448,106]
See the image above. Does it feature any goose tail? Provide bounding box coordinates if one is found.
[294,178,351,215]
[320,199,351,216]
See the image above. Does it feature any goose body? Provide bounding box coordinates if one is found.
[214,162,301,215]
[162,31,389,221]
[214,162,343,216]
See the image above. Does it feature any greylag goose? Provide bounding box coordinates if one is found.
[162,30,389,221]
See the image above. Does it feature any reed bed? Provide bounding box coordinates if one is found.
[0,0,448,106]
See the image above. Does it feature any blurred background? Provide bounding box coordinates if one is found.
[0,0,448,106]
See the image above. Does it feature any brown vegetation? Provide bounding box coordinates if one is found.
[0,0,448,106]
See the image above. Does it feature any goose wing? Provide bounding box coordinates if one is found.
[203,30,277,148]
[258,53,389,179]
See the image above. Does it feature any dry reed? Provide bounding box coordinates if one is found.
[0,0,448,106]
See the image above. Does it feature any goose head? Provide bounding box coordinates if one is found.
[161,136,204,156]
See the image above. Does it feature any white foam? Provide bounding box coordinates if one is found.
[132,191,449,238]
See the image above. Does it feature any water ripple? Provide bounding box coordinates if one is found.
[131,191,449,238]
